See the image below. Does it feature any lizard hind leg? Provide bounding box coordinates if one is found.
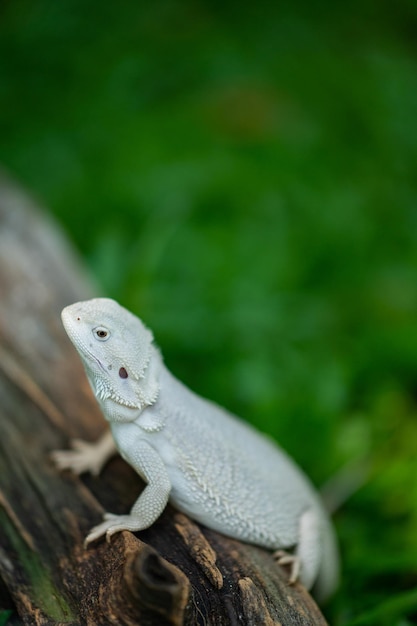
[294,507,322,590]
[273,508,321,591]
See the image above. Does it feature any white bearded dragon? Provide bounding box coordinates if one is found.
[53,298,339,600]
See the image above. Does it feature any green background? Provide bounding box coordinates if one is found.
[1,1,417,623]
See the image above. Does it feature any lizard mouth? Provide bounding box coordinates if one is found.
[85,348,107,373]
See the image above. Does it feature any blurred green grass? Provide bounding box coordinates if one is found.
[1,1,417,623]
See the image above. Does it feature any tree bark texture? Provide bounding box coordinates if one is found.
[0,172,328,625]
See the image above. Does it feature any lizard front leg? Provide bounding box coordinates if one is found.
[51,430,117,476]
[85,439,171,545]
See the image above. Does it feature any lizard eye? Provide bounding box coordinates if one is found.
[93,326,110,341]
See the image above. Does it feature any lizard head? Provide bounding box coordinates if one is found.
[61,298,160,413]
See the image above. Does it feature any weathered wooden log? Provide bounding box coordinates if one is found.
[0,171,329,625]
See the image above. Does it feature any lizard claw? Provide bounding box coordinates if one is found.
[84,513,143,547]
[273,550,301,585]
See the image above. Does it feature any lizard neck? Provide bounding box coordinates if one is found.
[135,345,161,408]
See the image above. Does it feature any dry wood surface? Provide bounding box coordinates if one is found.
[0,172,328,625]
